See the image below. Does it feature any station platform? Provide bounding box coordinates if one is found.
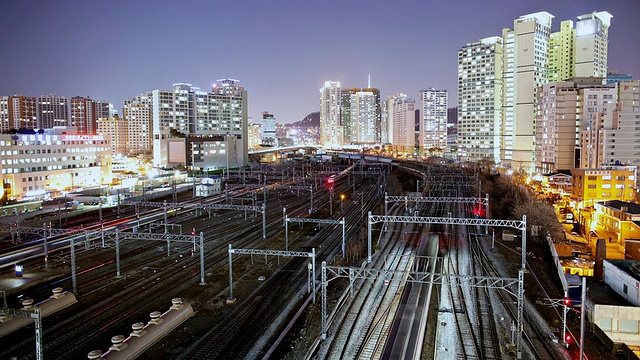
[0,271,64,298]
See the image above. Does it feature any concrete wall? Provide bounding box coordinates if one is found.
[591,304,640,346]
[604,260,640,306]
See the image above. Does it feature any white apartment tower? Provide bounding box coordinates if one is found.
[353,90,378,144]
[457,36,503,163]
[152,84,193,166]
[123,92,153,155]
[319,81,342,148]
[419,88,448,154]
[501,12,553,171]
[149,80,248,170]
[387,93,416,154]
[575,12,612,78]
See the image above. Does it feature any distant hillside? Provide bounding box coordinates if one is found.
[287,111,319,128]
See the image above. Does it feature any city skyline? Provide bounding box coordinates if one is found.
[1,1,639,124]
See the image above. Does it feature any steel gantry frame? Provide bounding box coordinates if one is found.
[384,193,489,214]
[367,212,528,359]
[116,230,206,285]
[320,262,519,340]
[275,185,316,212]
[285,216,345,256]
[0,306,43,360]
[227,244,317,303]
[125,199,267,239]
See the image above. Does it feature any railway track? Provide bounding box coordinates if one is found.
[0,172,326,359]
[477,234,567,360]
[177,171,387,359]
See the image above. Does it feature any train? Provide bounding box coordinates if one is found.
[1,200,43,216]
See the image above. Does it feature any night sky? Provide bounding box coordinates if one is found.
[1,0,639,124]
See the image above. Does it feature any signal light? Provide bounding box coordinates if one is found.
[191,228,196,236]
[326,176,335,184]
[472,204,486,217]
[13,222,17,227]
[565,333,572,343]
[563,297,572,307]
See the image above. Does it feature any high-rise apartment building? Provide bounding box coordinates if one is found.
[548,20,575,82]
[8,95,37,130]
[386,93,416,154]
[457,36,503,162]
[97,115,128,156]
[94,100,111,120]
[419,88,448,154]
[123,92,153,156]
[547,12,612,82]
[0,96,8,132]
[37,94,68,129]
[380,100,392,145]
[340,88,359,145]
[578,84,617,168]
[261,111,277,146]
[599,80,640,168]
[247,120,261,150]
[501,12,554,170]
[71,96,96,134]
[536,81,580,173]
[575,12,612,78]
[353,89,379,144]
[535,78,616,172]
[339,87,381,145]
[460,10,612,171]
[319,81,342,148]
[148,80,248,170]
[446,107,459,159]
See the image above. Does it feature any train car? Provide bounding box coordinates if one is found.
[1,200,43,216]
[565,273,583,306]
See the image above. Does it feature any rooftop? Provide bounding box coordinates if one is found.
[598,200,640,215]
[586,278,631,306]
[607,259,640,283]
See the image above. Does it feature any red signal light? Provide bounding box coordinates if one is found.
[191,228,196,236]
[327,176,335,184]
[13,223,18,227]
[565,333,572,343]
[473,204,486,217]
[563,297,572,307]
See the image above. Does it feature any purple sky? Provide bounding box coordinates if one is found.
[1,0,639,124]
